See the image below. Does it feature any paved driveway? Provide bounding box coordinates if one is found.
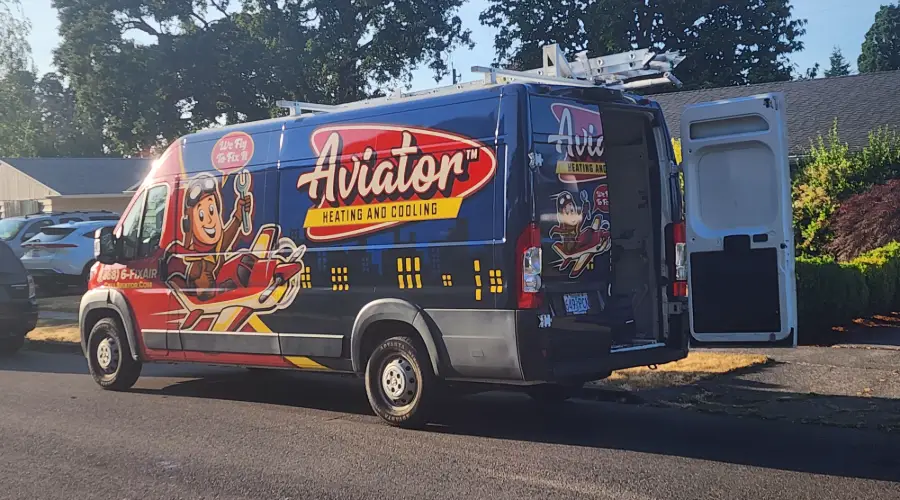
[1,351,899,500]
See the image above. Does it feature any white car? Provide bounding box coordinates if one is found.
[20,220,117,291]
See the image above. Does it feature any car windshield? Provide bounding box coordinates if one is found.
[0,219,26,241]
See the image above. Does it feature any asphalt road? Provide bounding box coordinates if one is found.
[1,352,899,500]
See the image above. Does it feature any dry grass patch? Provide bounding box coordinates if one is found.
[27,324,81,344]
[601,351,771,391]
[36,295,81,314]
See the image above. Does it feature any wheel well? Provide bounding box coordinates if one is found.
[82,308,122,344]
[359,320,421,370]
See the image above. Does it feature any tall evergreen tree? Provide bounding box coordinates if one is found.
[824,46,851,77]
[858,4,900,73]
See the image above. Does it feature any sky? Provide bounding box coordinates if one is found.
[23,0,891,92]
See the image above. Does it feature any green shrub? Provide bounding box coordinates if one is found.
[856,242,900,310]
[792,122,854,256]
[793,123,900,257]
[796,242,900,339]
[796,255,868,336]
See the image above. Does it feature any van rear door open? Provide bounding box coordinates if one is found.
[680,93,797,344]
[529,93,664,349]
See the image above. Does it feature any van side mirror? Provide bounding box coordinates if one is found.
[95,226,119,264]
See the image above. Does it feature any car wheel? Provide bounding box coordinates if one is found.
[526,383,577,403]
[364,336,436,428]
[87,318,142,390]
[0,335,25,356]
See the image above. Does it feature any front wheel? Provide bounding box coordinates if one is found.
[87,318,142,390]
[364,336,436,428]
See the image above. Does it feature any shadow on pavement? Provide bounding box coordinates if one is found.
[127,368,900,483]
[4,351,900,483]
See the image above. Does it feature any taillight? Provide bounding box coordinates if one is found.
[672,222,687,297]
[516,222,543,309]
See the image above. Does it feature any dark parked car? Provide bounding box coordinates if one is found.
[0,239,37,354]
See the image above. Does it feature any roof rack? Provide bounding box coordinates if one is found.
[277,43,685,117]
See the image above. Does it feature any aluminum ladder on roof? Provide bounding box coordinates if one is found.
[276,43,686,116]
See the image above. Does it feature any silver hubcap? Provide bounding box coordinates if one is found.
[96,337,119,373]
[380,357,417,406]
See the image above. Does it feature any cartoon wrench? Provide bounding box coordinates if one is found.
[235,169,252,234]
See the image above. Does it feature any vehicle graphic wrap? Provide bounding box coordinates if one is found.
[548,186,612,279]
[549,103,607,184]
[297,125,498,242]
[211,131,255,178]
[96,88,513,366]
[531,97,612,284]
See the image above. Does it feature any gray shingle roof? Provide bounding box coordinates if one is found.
[648,70,900,155]
[0,158,152,196]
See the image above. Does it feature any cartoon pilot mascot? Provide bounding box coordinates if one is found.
[550,191,592,254]
[178,172,253,301]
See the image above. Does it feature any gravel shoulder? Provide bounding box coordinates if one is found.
[607,346,900,433]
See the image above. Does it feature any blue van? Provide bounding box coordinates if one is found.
[83,60,796,427]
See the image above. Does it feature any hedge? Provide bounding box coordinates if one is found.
[797,242,900,338]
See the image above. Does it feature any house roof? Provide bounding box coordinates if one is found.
[648,70,900,155]
[0,158,152,196]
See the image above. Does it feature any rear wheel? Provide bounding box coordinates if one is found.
[87,318,142,390]
[0,335,25,356]
[364,336,436,428]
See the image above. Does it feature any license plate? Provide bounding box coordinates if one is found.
[563,293,590,315]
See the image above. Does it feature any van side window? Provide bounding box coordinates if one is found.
[60,217,83,224]
[120,194,146,261]
[137,185,169,258]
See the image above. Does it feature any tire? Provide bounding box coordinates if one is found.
[86,318,142,390]
[364,336,436,428]
[526,383,576,403]
[0,335,25,356]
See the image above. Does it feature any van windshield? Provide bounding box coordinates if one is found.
[0,219,26,241]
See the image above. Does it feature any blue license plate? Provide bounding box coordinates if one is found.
[563,293,590,315]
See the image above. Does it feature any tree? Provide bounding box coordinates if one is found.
[0,70,42,157]
[824,46,851,77]
[858,4,900,73]
[0,1,106,157]
[0,0,41,157]
[826,179,900,261]
[481,0,807,90]
[797,62,820,81]
[33,73,107,157]
[0,0,31,75]
[53,0,473,156]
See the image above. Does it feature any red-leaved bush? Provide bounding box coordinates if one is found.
[826,179,900,261]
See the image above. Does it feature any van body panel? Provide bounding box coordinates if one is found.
[84,82,690,388]
[425,308,523,380]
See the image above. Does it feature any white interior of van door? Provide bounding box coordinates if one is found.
[681,93,797,345]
